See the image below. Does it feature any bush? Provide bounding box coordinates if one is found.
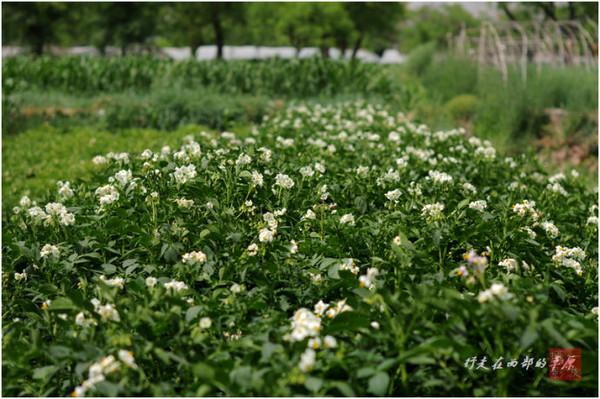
[445,94,478,122]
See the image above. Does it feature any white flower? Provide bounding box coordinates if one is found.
[547,182,568,196]
[314,300,329,316]
[392,235,402,246]
[498,258,518,272]
[118,350,138,369]
[259,228,275,243]
[40,244,59,259]
[385,189,402,203]
[339,258,360,274]
[300,166,315,178]
[99,275,125,289]
[236,153,252,166]
[92,300,120,322]
[358,267,379,290]
[250,170,264,187]
[340,213,355,226]
[230,283,243,294]
[145,276,157,288]
[548,173,565,183]
[370,321,380,330]
[114,170,133,187]
[247,243,258,256]
[323,335,337,349]
[512,200,539,220]
[356,166,369,177]
[468,200,487,212]
[428,170,453,185]
[95,185,119,207]
[302,209,317,221]
[477,283,512,303]
[14,272,27,281]
[274,173,295,189]
[92,155,108,165]
[314,162,326,174]
[299,348,316,372]
[19,196,32,208]
[44,202,75,226]
[421,203,444,219]
[164,280,188,293]
[199,317,212,329]
[75,312,96,328]
[258,147,272,163]
[587,216,598,225]
[141,149,153,160]
[462,182,477,194]
[182,251,207,266]
[552,246,585,275]
[57,181,74,200]
[474,146,496,160]
[307,337,321,349]
[290,308,321,341]
[290,240,299,254]
[175,198,194,208]
[541,221,560,238]
[172,164,197,185]
[521,226,537,239]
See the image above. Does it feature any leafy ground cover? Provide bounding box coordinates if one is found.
[2,101,597,396]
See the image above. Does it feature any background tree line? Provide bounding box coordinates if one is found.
[2,2,597,58]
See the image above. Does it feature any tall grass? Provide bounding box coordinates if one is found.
[400,45,598,150]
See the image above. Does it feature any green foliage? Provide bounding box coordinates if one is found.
[2,125,208,206]
[3,56,394,98]
[445,94,479,122]
[398,4,479,53]
[2,102,598,396]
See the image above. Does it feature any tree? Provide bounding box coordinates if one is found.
[161,3,212,56]
[344,2,406,59]
[2,2,69,54]
[397,4,478,53]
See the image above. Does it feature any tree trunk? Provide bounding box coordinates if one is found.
[499,3,517,21]
[351,33,364,60]
[568,2,576,20]
[33,40,44,56]
[212,15,224,60]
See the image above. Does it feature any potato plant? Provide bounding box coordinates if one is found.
[2,101,598,396]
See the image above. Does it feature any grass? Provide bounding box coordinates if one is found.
[2,124,223,207]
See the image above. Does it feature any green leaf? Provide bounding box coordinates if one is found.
[193,362,215,380]
[101,263,117,275]
[330,381,356,397]
[32,365,58,380]
[367,372,390,396]
[520,324,538,350]
[305,376,323,393]
[326,311,371,333]
[49,297,75,311]
[356,367,376,378]
[541,319,571,348]
[186,306,202,322]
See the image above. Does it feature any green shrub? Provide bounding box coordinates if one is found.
[445,94,478,121]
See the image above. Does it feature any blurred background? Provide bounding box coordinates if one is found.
[2,1,598,203]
